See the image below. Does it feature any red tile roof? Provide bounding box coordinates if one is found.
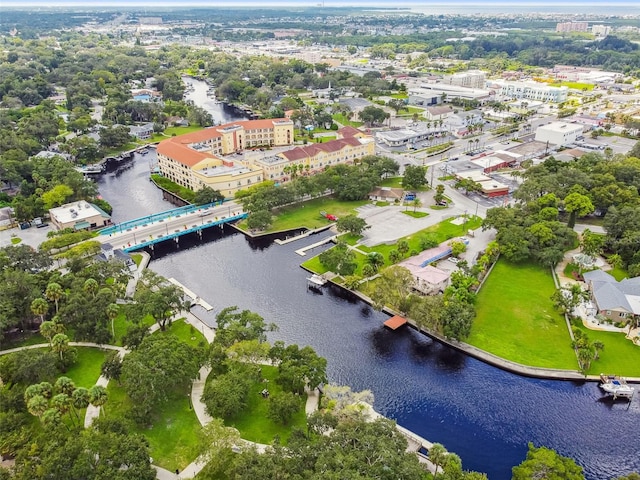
[337,126,362,138]
[280,137,363,162]
[157,118,290,167]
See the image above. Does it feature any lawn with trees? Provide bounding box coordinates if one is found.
[468,259,578,369]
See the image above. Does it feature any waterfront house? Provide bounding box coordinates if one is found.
[582,270,640,324]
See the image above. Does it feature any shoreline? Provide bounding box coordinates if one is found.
[300,264,640,384]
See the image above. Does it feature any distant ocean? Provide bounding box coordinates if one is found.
[2,0,640,15]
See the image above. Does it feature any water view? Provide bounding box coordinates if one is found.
[97,153,640,480]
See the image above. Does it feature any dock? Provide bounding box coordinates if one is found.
[384,315,407,330]
[168,278,213,311]
[295,235,337,256]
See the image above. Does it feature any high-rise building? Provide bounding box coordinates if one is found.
[556,21,588,33]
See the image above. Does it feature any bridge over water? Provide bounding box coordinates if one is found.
[99,201,247,253]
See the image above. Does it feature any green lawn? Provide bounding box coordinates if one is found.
[222,364,307,445]
[550,81,594,91]
[112,313,155,346]
[10,237,21,244]
[337,233,362,245]
[402,211,428,218]
[130,253,143,267]
[155,318,206,348]
[606,266,628,281]
[63,347,109,388]
[301,255,329,275]
[574,325,640,377]
[164,125,206,136]
[107,382,200,472]
[332,113,363,128]
[468,259,577,369]
[379,177,403,188]
[246,197,369,233]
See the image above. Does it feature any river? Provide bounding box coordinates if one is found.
[96,83,640,480]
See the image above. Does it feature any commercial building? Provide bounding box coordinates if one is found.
[156,118,294,195]
[157,120,374,194]
[255,129,375,183]
[591,25,611,37]
[447,70,486,89]
[493,80,568,103]
[455,171,510,197]
[535,121,584,146]
[556,21,588,33]
[408,83,492,106]
[49,201,112,231]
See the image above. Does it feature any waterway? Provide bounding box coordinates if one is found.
[97,111,640,480]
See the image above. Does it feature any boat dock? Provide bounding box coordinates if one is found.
[384,315,407,330]
[295,235,337,256]
[274,224,334,246]
[168,278,213,311]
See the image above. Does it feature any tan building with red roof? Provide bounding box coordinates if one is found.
[156,118,294,196]
[254,128,375,183]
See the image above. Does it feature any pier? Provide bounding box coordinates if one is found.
[295,235,337,256]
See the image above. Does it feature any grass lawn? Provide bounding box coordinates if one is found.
[403,211,428,218]
[155,318,206,348]
[606,266,628,281]
[164,125,205,136]
[10,237,21,244]
[337,233,362,245]
[63,347,109,388]
[379,177,403,188]
[301,255,329,275]
[332,113,363,128]
[261,197,369,233]
[468,259,577,369]
[223,364,307,445]
[112,313,155,346]
[574,325,640,377]
[107,382,200,472]
[103,142,138,157]
[130,253,143,267]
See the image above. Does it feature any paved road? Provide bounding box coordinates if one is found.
[103,201,243,250]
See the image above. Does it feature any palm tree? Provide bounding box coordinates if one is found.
[27,395,49,419]
[45,282,64,314]
[51,333,70,362]
[412,198,423,212]
[51,393,73,425]
[89,385,108,417]
[428,443,448,478]
[397,240,410,257]
[362,264,375,278]
[39,321,56,347]
[106,303,119,341]
[365,252,385,273]
[83,278,99,298]
[41,408,62,428]
[593,340,605,360]
[31,298,49,324]
[389,249,401,264]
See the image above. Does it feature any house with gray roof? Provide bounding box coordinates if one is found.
[582,270,640,324]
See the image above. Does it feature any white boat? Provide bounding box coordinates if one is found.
[307,274,327,287]
[75,165,104,175]
[599,374,635,399]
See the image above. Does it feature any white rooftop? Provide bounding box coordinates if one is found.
[49,201,108,224]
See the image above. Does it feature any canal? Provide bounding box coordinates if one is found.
[96,89,640,480]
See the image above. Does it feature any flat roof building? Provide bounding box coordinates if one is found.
[49,201,112,231]
[535,121,584,146]
[493,80,568,103]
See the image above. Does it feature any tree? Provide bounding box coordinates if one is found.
[121,334,201,423]
[246,210,272,231]
[45,282,64,314]
[271,342,327,394]
[201,368,252,419]
[214,306,276,350]
[389,249,402,264]
[133,270,188,331]
[563,192,594,228]
[455,178,483,195]
[450,240,467,258]
[358,106,389,127]
[194,186,225,205]
[387,99,406,114]
[371,266,415,314]
[402,165,427,190]
[30,298,48,324]
[411,197,423,212]
[512,443,584,480]
[318,242,357,276]
[51,333,70,362]
[336,215,369,236]
[101,350,123,382]
[41,184,73,210]
[397,239,410,257]
[267,392,301,425]
[428,443,448,479]
[365,251,385,273]
[82,278,99,298]
[580,229,605,257]
[106,303,119,340]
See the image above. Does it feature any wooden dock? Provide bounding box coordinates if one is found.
[384,315,407,330]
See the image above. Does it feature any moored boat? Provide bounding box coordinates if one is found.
[307,274,327,288]
[599,374,635,399]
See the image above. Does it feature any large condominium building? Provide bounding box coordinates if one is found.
[156,118,294,196]
[495,80,568,103]
[255,127,375,183]
[556,21,588,33]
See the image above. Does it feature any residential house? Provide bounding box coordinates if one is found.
[582,270,640,323]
